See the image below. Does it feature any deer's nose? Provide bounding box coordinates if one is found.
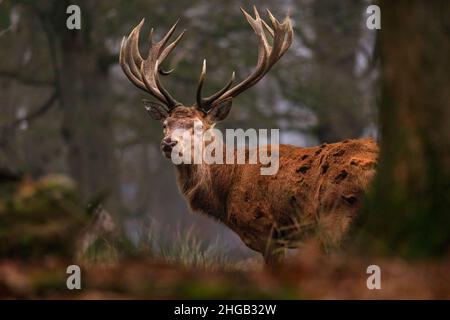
[161,138,178,150]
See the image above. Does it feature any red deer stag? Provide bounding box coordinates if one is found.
[119,7,378,264]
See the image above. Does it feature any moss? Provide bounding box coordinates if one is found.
[0,175,88,260]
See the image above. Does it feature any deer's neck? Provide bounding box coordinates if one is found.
[175,162,234,221]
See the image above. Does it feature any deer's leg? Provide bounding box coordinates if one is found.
[263,251,284,265]
[263,244,286,266]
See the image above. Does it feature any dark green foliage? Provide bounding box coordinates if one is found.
[0,175,88,260]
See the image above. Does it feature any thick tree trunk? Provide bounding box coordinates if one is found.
[40,0,119,206]
[359,1,450,258]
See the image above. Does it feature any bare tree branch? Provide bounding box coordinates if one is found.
[0,70,54,86]
[2,91,58,130]
[0,24,12,38]
[0,0,12,37]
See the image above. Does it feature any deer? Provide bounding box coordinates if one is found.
[119,7,378,264]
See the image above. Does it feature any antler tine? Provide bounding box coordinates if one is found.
[159,68,175,76]
[194,7,292,112]
[272,15,293,61]
[213,7,270,100]
[202,71,235,109]
[159,29,186,65]
[121,19,184,109]
[196,59,236,112]
[245,9,292,88]
[150,27,173,76]
[154,59,181,108]
[120,20,147,92]
[281,17,294,55]
[120,37,144,90]
[142,20,184,108]
[157,29,185,77]
[263,9,275,37]
[157,19,180,54]
[243,7,271,58]
[196,59,207,110]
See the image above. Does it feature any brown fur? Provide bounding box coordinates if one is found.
[174,133,378,263]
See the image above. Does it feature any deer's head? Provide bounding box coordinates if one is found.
[120,7,293,159]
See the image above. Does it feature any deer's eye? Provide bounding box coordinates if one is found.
[163,124,167,129]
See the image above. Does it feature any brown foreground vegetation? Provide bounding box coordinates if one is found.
[1,173,449,300]
[1,242,449,299]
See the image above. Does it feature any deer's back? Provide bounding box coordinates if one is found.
[226,138,378,252]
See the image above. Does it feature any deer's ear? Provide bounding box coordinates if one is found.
[207,98,233,122]
[142,99,168,121]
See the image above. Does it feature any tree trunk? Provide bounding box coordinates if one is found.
[40,0,119,206]
[358,1,450,258]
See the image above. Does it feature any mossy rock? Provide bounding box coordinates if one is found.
[0,175,88,260]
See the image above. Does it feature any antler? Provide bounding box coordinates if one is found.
[120,19,185,109]
[196,6,293,112]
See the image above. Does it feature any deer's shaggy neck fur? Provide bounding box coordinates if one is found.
[174,128,234,221]
[176,163,211,200]
[175,160,235,222]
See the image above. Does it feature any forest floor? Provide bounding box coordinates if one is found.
[1,175,449,299]
[1,242,449,299]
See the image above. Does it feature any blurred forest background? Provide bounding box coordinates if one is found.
[1,0,450,299]
[0,0,378,261]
